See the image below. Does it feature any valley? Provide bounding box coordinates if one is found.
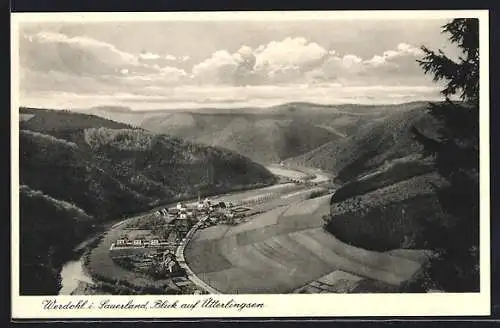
[18,99,479,295]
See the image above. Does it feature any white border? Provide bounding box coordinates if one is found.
[11,10,491,319]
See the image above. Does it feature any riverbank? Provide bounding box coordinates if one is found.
[58,178,280,295]
[59,231,106,295]
[63,166,322,295]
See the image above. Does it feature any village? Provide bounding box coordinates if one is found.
[108,196,251,285]
[103,169,329,293]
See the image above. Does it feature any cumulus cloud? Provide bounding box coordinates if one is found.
[188,38,426,87]
[191,37,330,85]
[364,43,424,68]
[254,37,327,69]
[251,37,329,84]
[307,42,427,85]
[191,50,239,84]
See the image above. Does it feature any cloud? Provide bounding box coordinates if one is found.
[364,43,424,68]
[189,38,426,87]
[252,37,329,84]
[191,50,239,84]
[20,31,141,76]
[20,31,189,93]
[19,31,435,107]
[139,52,161,60]
[191,46,259,85]
[307,42,427,85]
[191,37,330,85]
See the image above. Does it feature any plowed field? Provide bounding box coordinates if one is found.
[184,194,426,293]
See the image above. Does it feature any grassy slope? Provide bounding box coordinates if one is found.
[19,107,277,295]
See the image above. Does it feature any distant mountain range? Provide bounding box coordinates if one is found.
[76,100,431,114]
[74,101,429,165]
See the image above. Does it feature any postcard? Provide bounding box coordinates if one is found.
[11,10,490,319]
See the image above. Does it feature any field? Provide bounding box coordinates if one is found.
[184,194,429,293]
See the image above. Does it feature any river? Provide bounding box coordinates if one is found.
[59,259,94,295]
[58,165,329,295]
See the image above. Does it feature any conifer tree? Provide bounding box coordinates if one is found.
[412,18,480,292]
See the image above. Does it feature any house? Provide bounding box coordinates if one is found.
[169,208,180,215]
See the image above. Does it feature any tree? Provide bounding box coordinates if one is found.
[418,19,479,105]
[411,18,480,292]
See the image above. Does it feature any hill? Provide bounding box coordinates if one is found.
[20,107,133,131]
[313,102,478,292]
[285,103,442,182]
[130,113,344,164]
[20,185,95,295]
[80,102,412,165]
[19,107,277,295]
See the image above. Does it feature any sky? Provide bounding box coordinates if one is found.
[17,17,461,110]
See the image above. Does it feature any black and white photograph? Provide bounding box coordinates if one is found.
[11,10,490,318]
